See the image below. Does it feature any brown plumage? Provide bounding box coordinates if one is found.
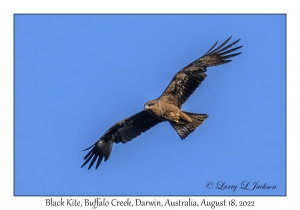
[81,36,242,169]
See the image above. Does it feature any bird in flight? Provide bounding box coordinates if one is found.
[81,36,242,169]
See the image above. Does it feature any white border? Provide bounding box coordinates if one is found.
[1,0,296,209]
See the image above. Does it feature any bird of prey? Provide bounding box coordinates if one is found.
[81,36,242,169]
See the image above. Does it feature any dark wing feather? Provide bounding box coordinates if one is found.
[159,36,242,108]
[81,110,162,169]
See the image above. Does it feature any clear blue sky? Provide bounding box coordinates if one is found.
[14,14,285,196]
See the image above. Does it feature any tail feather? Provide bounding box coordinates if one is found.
[81,139,113,170]
[170,112,208,140]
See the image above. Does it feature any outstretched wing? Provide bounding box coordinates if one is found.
[159,36,242,108]
[81,110,162,169]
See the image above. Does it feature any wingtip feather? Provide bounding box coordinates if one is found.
[82,143,96,151]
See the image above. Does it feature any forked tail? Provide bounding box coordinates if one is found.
[170,112,208,139]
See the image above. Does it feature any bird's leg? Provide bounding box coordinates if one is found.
[179,111,193,123]
[174,115,180,123]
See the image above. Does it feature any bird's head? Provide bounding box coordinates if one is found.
[144,100,158,111]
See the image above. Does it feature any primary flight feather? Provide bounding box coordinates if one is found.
[81,36,242,169]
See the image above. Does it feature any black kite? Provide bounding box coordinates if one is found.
[82,36,242,169]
